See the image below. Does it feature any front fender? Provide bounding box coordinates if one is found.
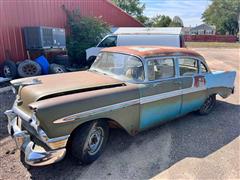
[29,85,140,138]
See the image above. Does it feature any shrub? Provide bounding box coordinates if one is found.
[62,6,110,66]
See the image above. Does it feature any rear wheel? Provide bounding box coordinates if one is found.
[197,94,216,115]
[70,120,109,164]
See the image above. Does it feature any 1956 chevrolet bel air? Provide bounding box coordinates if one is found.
[5,46,236,167]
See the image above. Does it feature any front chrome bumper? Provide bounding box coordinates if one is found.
[5,110,66,166]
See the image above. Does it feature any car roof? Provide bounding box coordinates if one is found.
[101,46,205,61]
[113,27,182,35]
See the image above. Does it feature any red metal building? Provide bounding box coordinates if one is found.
[0,0,143,64]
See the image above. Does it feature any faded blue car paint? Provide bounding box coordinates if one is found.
[205,71,236,89]
[140,98,181,129]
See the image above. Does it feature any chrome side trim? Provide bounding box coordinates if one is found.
[54,99,140,124]
[54,86,206,124]
[140,89,182,104]
[183,86,206,94]
[140,86,206,104]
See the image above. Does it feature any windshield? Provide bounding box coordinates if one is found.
[90,52,144,82]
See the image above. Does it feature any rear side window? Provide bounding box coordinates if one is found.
[179,58,198,76]
[147,58,175,81]
[98,36,117,47]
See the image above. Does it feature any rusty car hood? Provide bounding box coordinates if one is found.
[11,71,124,110]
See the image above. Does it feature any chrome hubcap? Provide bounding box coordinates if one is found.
[87,126,104,155]
[55,67,64,73]
[3,66,11,76]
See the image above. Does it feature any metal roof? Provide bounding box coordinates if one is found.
[113,27,183,35]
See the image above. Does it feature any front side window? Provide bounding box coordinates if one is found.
[179,58,198,76]
[98,36,117,47]
[147,58,175,81]
[90,52,144,82]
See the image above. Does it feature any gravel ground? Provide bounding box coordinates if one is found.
[0,48,239,180]
[0,81,10,88]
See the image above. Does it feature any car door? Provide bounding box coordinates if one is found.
[177,57,208,115]
[139,57,182,130]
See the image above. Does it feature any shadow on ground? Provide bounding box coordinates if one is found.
[26,100,239,180]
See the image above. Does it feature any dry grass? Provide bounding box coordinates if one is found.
[186,42,240,48]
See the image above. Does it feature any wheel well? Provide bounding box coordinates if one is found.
[72,118,124,134]
[66,118,126,150]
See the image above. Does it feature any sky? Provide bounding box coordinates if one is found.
[140,0,212,27]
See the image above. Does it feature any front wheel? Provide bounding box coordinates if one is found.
[197,94,216,115]
[70,120,109,164]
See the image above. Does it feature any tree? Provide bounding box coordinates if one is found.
[137,15,150,26]
[151,15,172,27]
[169,21,183,27]
[62,6,110,65]
[202,0,240,35]
[112,0,148,25]
[171,16,184,27]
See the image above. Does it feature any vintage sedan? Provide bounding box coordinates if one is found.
[5,46,236,167]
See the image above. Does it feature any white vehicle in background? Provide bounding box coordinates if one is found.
[85,27,185,64]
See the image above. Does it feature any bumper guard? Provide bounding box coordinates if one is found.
[5,110,66,166]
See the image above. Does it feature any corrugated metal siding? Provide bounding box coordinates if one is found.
[0,0,143,64]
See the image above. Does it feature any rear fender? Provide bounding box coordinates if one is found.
[205,71,236,98]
